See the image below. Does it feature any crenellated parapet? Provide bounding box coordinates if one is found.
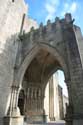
[19,13,74,66]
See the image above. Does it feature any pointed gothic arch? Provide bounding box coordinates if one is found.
[9,14,83,125]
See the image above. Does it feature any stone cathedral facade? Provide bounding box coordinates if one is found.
[0,0,83,125]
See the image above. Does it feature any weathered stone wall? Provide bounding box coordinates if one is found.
[0,0,27,41]
[73,26,83,68]
[0,0,26,123]
[24,17,38,33]
[0,0,38,124]
[17,14,83,125]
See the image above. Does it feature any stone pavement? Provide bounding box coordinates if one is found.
[47,123,65,125]
[27,121,65,125]
[47,120,65,125]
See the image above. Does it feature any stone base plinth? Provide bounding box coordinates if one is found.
[27,124,47,125]
[24,115,47,124]
[3,116,24,125]
[73,120,83,125]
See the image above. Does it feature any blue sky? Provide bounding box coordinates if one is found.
[25,0,83,34]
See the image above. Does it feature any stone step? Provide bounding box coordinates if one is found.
[24,121,65,125]
[24,123,47,125]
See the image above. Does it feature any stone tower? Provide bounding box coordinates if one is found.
[0,0,38,124]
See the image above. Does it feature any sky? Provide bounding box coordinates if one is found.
[24,0,83,34]
[58,70,68,97]
[24,0,83,96]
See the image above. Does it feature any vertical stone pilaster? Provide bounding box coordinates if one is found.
[65,78,83,125]
[49,76,55,121]
[65,79,73,106]
[65,79,73,125]
[8,85,20,117]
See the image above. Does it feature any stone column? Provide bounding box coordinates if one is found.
[4,86,24,125]
[49,76,55,121]
[25,86,45,123]
[9,85,20,117]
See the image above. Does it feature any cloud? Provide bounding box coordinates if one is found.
[61,1,77,17]
[44,0,78,23]
[45,0,60,22]
[70,2,77,13]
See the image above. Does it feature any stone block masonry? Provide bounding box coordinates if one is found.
[0,1,38,125]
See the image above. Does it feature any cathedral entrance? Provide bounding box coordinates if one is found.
[19,47,69,124]
[8,14,83,125]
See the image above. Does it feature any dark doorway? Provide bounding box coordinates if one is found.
[18,89,25,115]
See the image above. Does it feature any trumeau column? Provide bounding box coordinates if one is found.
[25,86,45,123]
[49,76,55,121]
